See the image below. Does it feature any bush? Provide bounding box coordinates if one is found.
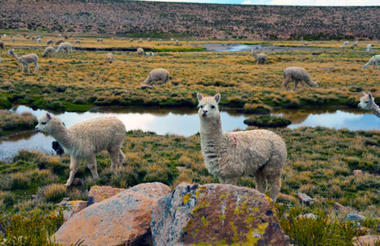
[243,115,291,127]
[38,184,66,203]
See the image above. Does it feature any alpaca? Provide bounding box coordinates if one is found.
[56,42,73,54]
[8,49,39,73]
[141,68,170,88]
[11,37,15,43]
[197,93,286,200]
[358,92,380,118]
[282,66,319,90]
[341,41,349,47]
[35,113,126,187]
[362,55,380,69]
[105,52,114,63]
[42,46,56,57]
[55,39,64,46]
[25,35,30,40]
[0,41,4,49]
[351,41,358,49]
[251,50,267,64]
[145,52,154,57]
[97,38,103,42]
[74,40,81,44]
[366,44,373,52]
[36,38,41,44]
[46,40,53,45]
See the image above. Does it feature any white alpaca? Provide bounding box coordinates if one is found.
[141,68,170,88]
[251,49,267,64]
[358,92,380,118]
[56,42,73,54]
[35,113,126,186]
[197,93,287,200]
[42,46,56,57]
[366,44,373,52]
[36,38,41,44]
[282,66,319,90]
[8,49,39,73]
[105,52,114,63]
[341,41,349,47]
[145,52,154,57]
[363,55,380,69]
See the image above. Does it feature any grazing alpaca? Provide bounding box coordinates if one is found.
[105,52,114,63]
[141,68,170,88]
[42,46,56,57]
[350,41,358,49]
[36,113,126,187]
[197,93,287,200]
[97,38,103,42]
[366,44,373,52]
[136,47,144,55]
[74,40,81,44]
[46,40,53,45]
[362,55,380,69]
[358,92,380,118]
[341,41,349,47]
[251,49,267,64]
[8,49,39,73]
[282,66,319,90]
[56,42,73,54]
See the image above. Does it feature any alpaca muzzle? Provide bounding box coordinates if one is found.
[202,110,208,116]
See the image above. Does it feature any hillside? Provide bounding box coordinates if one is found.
[0,0,379,40]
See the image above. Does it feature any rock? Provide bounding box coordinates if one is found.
[333,202,346,211]
[353,169,363,176]
[88,185,126,203]
[151,183,290,246]
[297,192,316,205]
[353,235,380,246]
[297,213,317,220]
[58,200,88,220]
[278,193,298,203]
[54,182,170,246]
[346,213,366,222]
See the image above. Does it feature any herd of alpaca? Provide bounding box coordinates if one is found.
[1,35,379,200]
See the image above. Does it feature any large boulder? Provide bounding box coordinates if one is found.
[151,183,289,246]
[88,185,126,203]
[54,182,171,246]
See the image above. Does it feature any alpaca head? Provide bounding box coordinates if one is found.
[7,49,15,56]
[35,113,65,134]
[310,80,319,88]
[197,93,221,120]
[358,92,374,110]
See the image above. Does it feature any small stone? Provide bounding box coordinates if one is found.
[346,213,366,222]
[88,185,126,203]
[297,192,316,205]
[278,193,298,203]
[353,170,363,176]
[297,213,317,220]
[353,235,380,246]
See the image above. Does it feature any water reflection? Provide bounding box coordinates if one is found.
[0,105,378,162]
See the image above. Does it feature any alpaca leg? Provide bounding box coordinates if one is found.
[34,62,39,72]
[294,81,298,90]
[268,175,281,202]
[21,64,25,72]
[26,64,30,73]
[66,156,80,187]
[219,177,238,185]
[86,154,99,181]
[109,148,120,171]
[282,78,289,89]
[119,149,125,165]
[254,170,267,194]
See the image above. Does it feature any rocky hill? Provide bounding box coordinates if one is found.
[0,0,379,40]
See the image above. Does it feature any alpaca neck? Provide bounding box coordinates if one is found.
[370,102,380,118]
[200,115,224,156]
[10,52,19,61]
[49,123,73,150]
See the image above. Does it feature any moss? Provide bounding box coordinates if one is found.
[244,115,291,127]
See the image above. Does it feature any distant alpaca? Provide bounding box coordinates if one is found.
[197,93,286,200]
[136,47,144,55]
[105,52,114,63]
[46,40,53,45]
[0,41,4,49]
[36,113,126,187]
[251,49,267,64]
[341,41,349,47]
[366,44,373,52]
[74,40,81,44]
[362,55,380,69]
[36,38,41,44]
[350,41,358,49]
[97,38,103,42]
[282,66,319,90]
[8,49,39,73]
[358,92,380,118]
[141,68,170,88]
[42,46,56,57]
[55,40,64,46]
[56,42,73,54]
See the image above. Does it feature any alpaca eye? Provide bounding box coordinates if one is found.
[211,105,215,109]
[200,105,204,109]
[41,122,46,125]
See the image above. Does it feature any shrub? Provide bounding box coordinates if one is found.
[38,184,66,203]
[243,115,291,127]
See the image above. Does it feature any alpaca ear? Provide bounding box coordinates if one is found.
[214,93,221,104]
[362,92,368,96]
[46,113,51,120]
[197,93,203,102]
[368,93,373,100]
